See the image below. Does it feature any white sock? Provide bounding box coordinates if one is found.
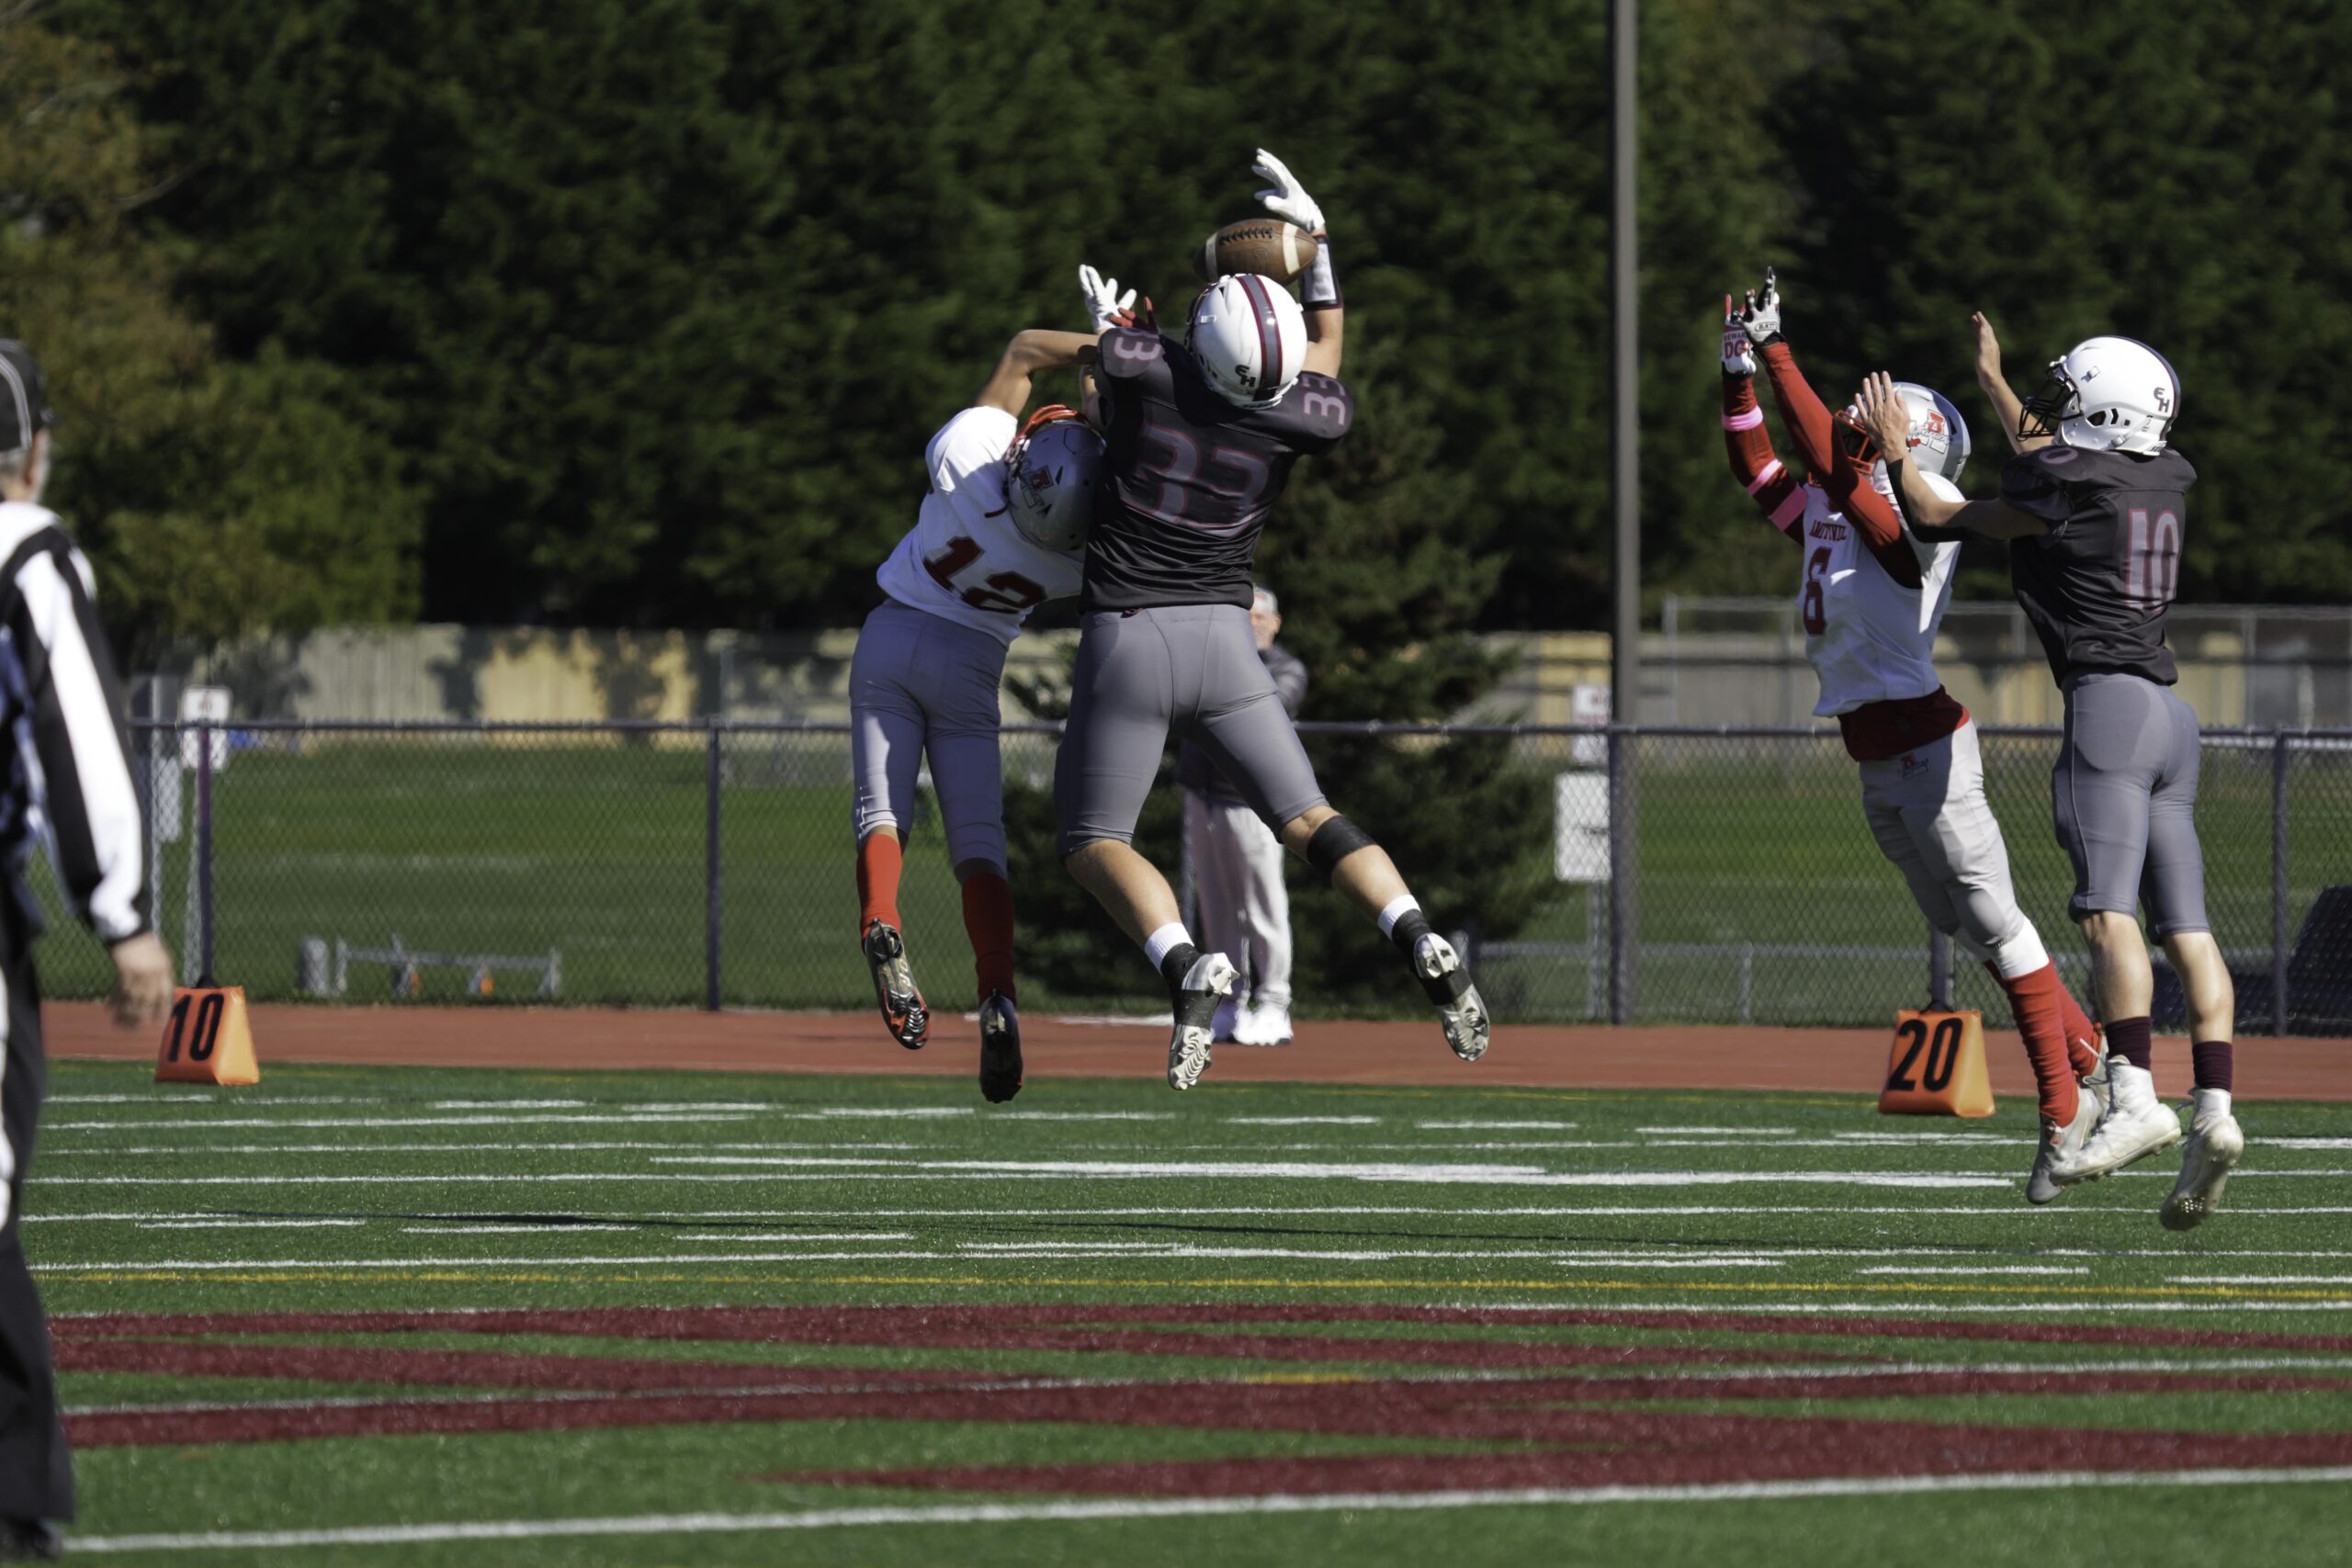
[1376,894,1421,937]
[1142,921,1193,973]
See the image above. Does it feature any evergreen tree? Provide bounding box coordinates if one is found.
[1779,0,2352,601]
[0,14,421,658]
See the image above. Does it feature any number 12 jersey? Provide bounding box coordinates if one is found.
[1083,327,1352,612]
[875,406,1085,647]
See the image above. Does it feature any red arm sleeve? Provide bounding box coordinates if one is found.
[1819,434,1926,589]
[1758,342,1838,479]
[1724,373,1808,541]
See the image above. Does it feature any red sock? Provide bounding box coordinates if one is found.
[857,832,902,932]
[2057,984,2103,1078]
[1991,961,2078,1126]
[962,870,1017,1003]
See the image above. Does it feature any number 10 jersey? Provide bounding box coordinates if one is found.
[1083,327,1352,612]
[875,405,1085,647]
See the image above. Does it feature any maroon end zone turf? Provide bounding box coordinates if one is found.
[41,999,2352,1098]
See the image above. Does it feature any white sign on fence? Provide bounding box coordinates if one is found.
[1570,682,1611,767]
[150,752,182,844]
[1554,772,1611,883]
[179,686,231,772]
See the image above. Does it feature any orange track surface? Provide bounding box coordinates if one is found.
[44,1000,2352,1100]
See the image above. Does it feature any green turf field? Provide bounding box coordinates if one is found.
[32,1059,2352,1564]
[35,732,2345,1025]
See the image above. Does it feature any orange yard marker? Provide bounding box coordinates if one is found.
[153,986,261,1086]
[1878,1009,1992,1117]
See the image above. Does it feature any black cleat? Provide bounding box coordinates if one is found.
[978,991,1023,1103]
[0,1518,62,1562]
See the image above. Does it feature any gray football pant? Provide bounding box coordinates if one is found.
[2052,671,2211,936]
[1056,604,1328,856]
[848,601,1011,875]
[1858,721,2044,976]
[1185,789,1294,1008]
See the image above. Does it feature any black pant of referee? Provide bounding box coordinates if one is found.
[0,906,70,1531]
[0,339,178,1558]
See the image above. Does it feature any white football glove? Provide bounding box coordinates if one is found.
[1741,267,1784,346]
[1078,264,1136,334]
[1251,148,1325,235]
[1722,294,1756,376]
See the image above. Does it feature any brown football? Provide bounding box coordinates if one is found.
[1193,219,1318,285]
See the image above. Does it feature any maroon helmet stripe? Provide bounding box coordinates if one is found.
[1237,274,1282,392]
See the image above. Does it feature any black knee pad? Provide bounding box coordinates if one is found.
[1305,815,1378,876]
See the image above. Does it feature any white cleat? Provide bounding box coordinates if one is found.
[1209,994,1242,1044]
[2047,1058,2181,1185]
[2027,1085,2102,1205]
[1167,953,1238,1091]
[2162,1091,2245,1232]
[1233,1001,1294,1046]
[2078,1053,2111,1123]
[1413,933,1490,1063]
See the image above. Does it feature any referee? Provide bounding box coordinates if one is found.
[0,340,174,1560]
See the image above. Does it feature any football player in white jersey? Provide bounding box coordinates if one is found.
[852,326,1107,1103]
[1722,273,2107,1200]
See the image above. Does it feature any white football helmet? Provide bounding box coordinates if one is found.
[2020,335,2179,454]
[1004,407,1102,553]
[1187,274,1306,408]
[1891,381,1971,484]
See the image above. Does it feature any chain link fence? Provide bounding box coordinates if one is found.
[23,720,2350,1033]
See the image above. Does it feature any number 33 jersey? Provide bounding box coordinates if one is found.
[1083,327,1351,612]
[875,405,1086,647]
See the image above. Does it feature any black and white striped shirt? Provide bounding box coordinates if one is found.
[0,502,149,944]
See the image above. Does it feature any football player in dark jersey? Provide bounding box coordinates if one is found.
[1057,150,1488,1091]
[1862,334,2244,1231]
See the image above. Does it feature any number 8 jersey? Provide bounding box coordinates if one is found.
[1083,327,1351,612]
[875,406,1086,647]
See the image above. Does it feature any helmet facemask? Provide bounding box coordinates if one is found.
[2018,360,2078,445]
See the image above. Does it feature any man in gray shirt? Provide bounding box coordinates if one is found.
[1178,586,1305,1045]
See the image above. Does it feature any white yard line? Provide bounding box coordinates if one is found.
[132,1219,368,1231]
[620,1231,915,1243]
[48,1094,388,1106]
[1227,1116,1384,1126]
[989,1111,1177,1122]
[42,1142,921,1158]
[638,1156,2019,1190]
[1856,1265,2091,1276]
[395,1224,640,1235]
[67,1468,2352,1555]
[1418,1120,1579,1131]
[1636,1126,1796,1135]
[49,1113,757,1131]
[33,1169,2021,1190]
